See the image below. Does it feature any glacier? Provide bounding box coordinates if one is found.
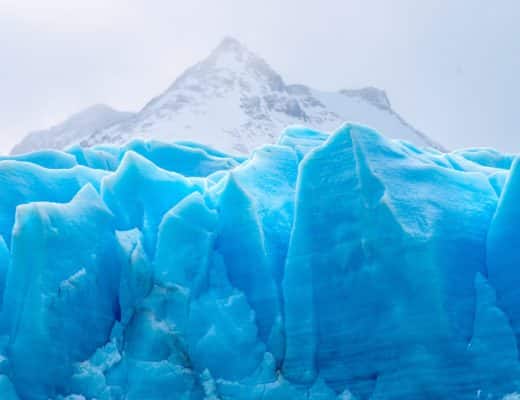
[0,123,518,399]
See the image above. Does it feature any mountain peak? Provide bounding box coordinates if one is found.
[10,105,133,155]
[13,39,442,155]
[68,104,119,121]
[159,36,286,98]
[204,36,266,70]
[212,36,246,55]
[340,87,392,110]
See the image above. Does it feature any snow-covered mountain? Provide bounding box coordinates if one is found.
[11,104,133,155]
[12,37,443,155]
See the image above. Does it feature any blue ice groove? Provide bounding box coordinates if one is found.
[0,123,518,399]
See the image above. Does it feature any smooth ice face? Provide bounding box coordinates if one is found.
[0,124,518,399]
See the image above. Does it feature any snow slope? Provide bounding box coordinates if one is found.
[0,124,517,399]
[12,38,443,155]
[11,105,134,155]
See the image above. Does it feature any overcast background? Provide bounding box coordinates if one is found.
[1,0,519,154]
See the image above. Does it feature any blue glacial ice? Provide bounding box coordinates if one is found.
[0,126,519,399]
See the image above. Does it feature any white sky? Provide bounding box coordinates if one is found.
[0,0,519,154]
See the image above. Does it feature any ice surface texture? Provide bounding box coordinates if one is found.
[0,124,518,399]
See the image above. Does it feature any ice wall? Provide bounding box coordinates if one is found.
[0,127,518,399]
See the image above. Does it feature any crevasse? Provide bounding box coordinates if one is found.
[0,123,518,399]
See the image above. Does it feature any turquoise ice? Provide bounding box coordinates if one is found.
[0,125,518,399]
